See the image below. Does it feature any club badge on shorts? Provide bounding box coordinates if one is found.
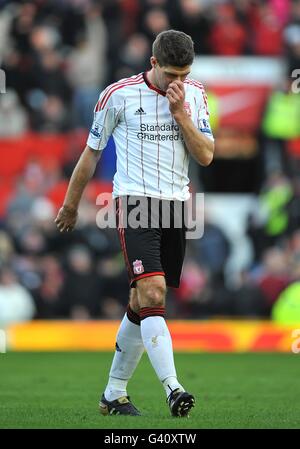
[133,259,144,275]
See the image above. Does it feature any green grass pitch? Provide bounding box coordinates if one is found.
[0,352,299,429]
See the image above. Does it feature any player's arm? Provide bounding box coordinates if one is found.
[55,146,101,232]
[166,80,214,166]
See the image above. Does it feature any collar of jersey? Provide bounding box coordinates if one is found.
[143,72,166,97]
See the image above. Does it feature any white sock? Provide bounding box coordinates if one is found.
[140,316,184,397]
[104,314,144,401]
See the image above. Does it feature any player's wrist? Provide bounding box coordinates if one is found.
[62,204,78,214]
[172,110,188,123]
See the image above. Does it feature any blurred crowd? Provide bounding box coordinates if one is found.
[1,0,300,324]
[0,0,299,132]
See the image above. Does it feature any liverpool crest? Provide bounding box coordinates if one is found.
[133,259,144,275]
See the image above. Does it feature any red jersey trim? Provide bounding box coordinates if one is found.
[99,73,143,106]
[143,72,166,97]
[95,75,144,111]
[184,79,205,90]
[131,272,165,284]
[185,79,208,115]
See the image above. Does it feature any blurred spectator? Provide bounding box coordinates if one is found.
[102,0,124,83]
[116,33,151,80]
[34,255,64,319]
[0,2,13,60]
[170,0,212,55]
[16,226,47,256]
[101,297,124,319]
[258,171,293,243]
[247,172,294,261]
[30,94,71,132]
[0,265,36,325]
[249,1,284,55]
[0,89,28,136]
[270,0,290,27]
[3,48,35,106]
[59,245,102,319]
[140,8,170,41]
[98,254,133,312]
[256,247,290,314]
[120,0,140,37]
[29,25,61,54]
[209,4,248,55]
[174,258,210,317]
[6,161,54,235]
[67,2,107,128]
[12,254,42,295]
[9,2,37,57]
[174,257,233,318]
[289,229,300,260]
[287,179,300,232]
[262,79,300,142]
[232,271,267,317]
[0,231,14,265]
[31,43,71,94]
[272,281,300,324]
[194,218,231,277]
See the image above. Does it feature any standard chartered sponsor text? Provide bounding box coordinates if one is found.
[137,123,183,142]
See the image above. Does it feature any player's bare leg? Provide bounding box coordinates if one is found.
[136,275,195,417]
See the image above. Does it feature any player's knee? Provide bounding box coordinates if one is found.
[137,277,166,307]
[143,286,165,307]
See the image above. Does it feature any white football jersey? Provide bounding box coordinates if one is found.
[87,72,214,201]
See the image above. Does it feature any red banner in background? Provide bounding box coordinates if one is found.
[0,130,113,217]
[6,320,300,353]
[209,85,271,132]
[192,56,285,159]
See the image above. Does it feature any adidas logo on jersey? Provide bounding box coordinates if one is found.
[134,107,146,115]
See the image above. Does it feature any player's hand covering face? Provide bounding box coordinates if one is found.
[54,206,78,232]
[166,80,185,116]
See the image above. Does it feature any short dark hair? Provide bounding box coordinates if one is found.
[152,30,195,67]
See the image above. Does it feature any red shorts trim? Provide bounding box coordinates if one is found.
[131,271,165,285]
